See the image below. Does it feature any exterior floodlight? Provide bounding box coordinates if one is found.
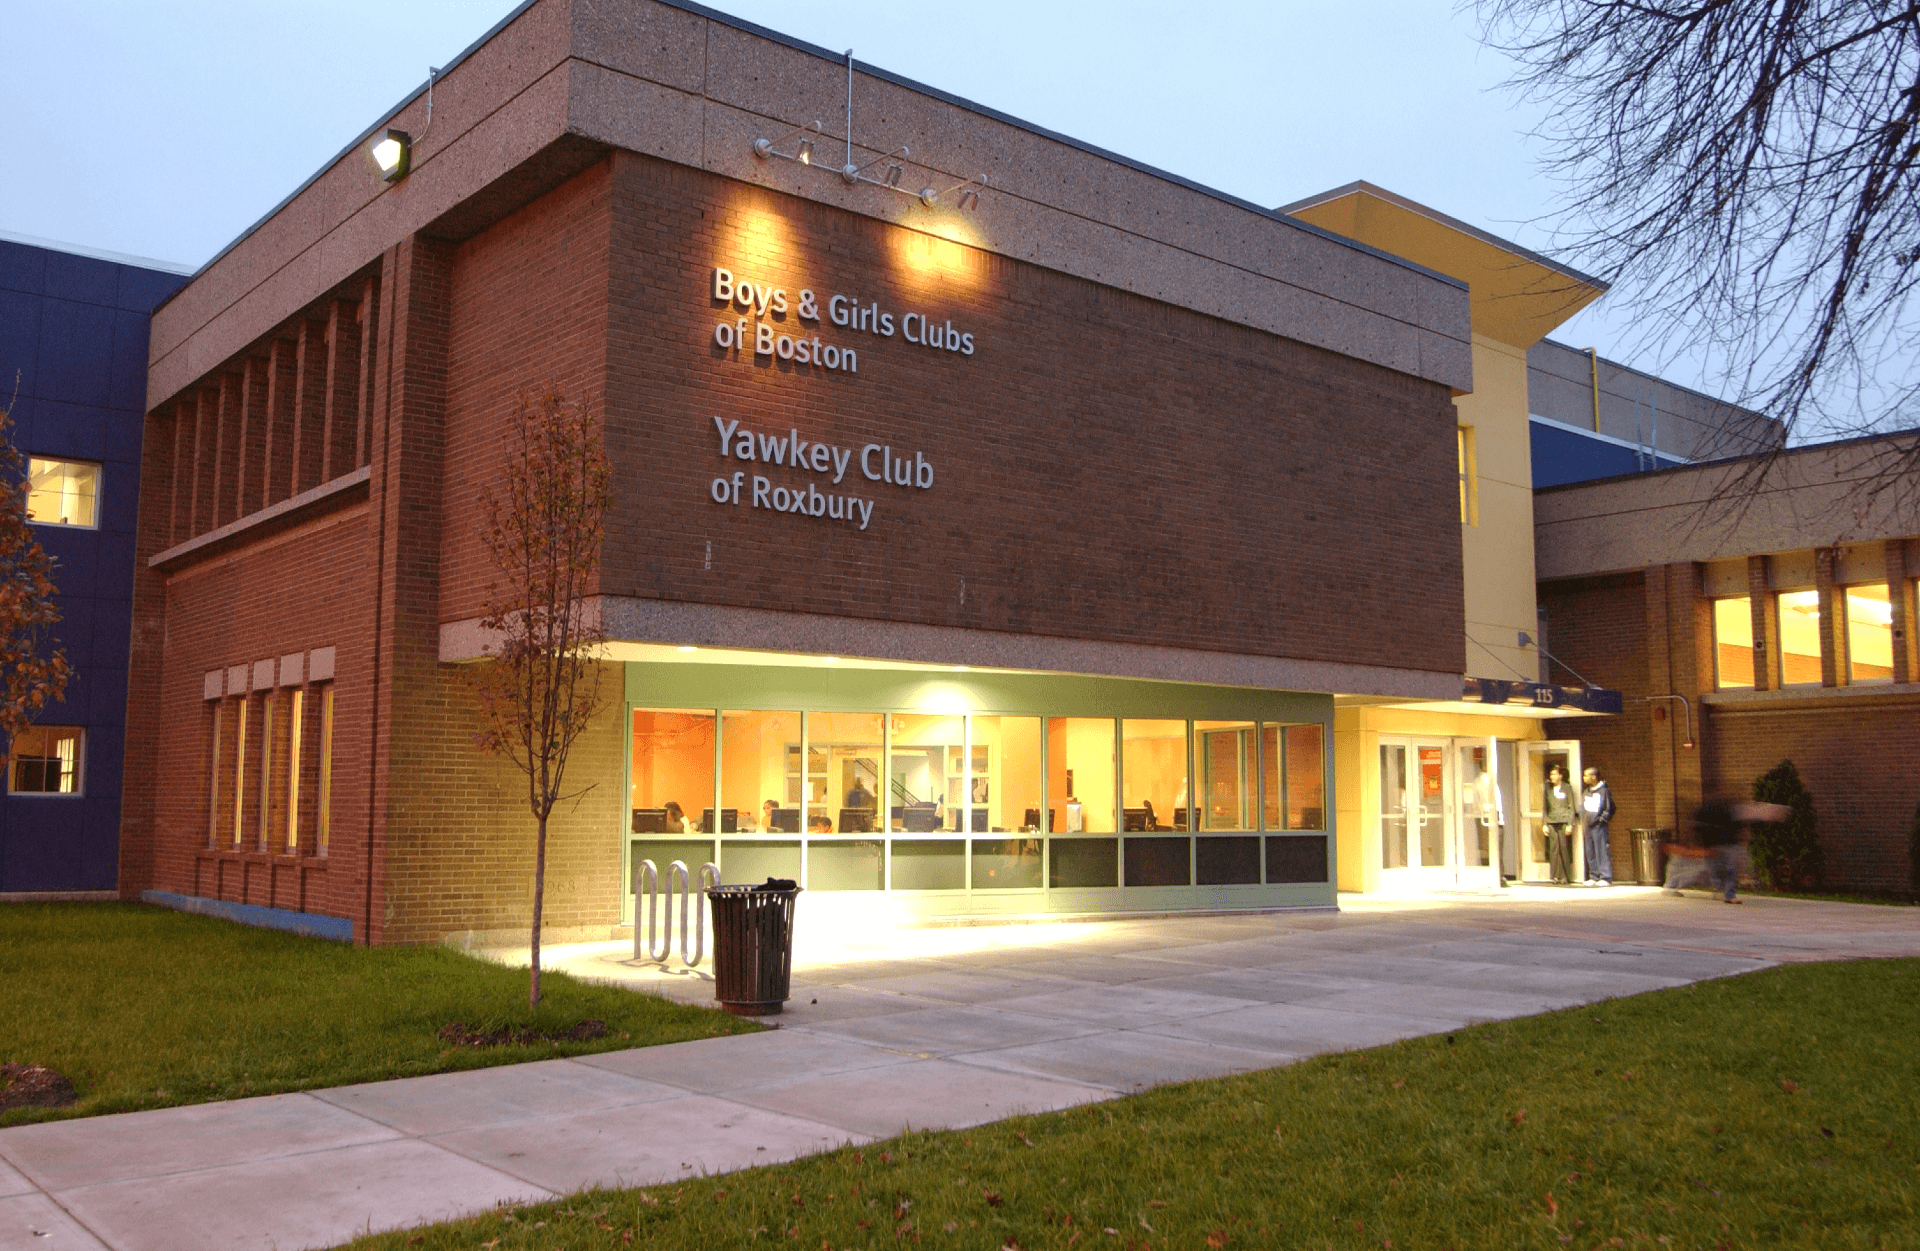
[797,138,814,166]
[371,128,411,181]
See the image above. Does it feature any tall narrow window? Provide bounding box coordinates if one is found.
[1844,584,1893,684]
[1777,589,1821,686]
[258,691,275,849]
[232,698,249,846]
[208,702,224,846]
[1712,597,1755,688]
[1457,425,1478,525]
[285,688,304,852]
[316,687,334,854]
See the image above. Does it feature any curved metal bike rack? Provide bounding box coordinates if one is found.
[633,858,721,968]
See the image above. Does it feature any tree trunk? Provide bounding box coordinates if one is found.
[530,811,548,1009]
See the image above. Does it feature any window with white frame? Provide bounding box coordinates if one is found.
[10,726,84,794]
[25,459,101,528]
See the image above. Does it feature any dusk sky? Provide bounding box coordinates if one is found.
[4,0,1675,386]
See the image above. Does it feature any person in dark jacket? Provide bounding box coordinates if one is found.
[1669,792,1789,903]
[1581,766,1617,885]
[1543,764,1576,884]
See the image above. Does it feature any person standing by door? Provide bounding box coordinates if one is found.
[1544,763,1576,884]
[1581,766,1616,885]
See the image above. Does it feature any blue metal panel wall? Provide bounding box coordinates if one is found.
[0,238,186,891]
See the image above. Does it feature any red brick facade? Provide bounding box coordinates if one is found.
[126,149,1466,943]
[1540,567,1920,893]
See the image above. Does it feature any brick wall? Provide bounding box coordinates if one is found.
[1542,571,1920,892]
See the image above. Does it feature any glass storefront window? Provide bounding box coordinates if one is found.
[1049,837,1118,888]
[1713,597,1755,688]
[807,712,884,832]
[1284,724,1325,830]
[631,709,714,834]
[972,839,1043,889]
[719,710,799,833]
[1122,719,1188,832]
[889,714,964,832]
[1845,584,1893,683]
[1194,721,1256,831]
[1777,589,1822,686]
[1046,718,1115,833]
[968,716,1041,833]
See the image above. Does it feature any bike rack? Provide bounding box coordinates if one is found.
[633,858,721,968]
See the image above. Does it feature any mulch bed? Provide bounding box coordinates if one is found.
[437,1019,608,1049]
[0,1063,78,1110]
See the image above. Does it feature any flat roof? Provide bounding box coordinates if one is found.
[0,226,194,276]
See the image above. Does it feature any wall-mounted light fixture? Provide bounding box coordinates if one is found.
[371,128,412,182]
[750,50,991,212]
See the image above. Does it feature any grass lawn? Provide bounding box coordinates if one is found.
[0,902,758,1127]
[339,958,1919,1251]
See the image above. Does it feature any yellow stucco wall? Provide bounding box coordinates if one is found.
[1334,704,1548,893]
[1455,334,1539,686]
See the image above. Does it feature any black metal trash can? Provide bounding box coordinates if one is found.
[707,880,800,1016]
[1631,829,1668,886]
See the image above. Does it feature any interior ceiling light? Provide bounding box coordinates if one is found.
[371,128,411,181]
[750,50,990,212]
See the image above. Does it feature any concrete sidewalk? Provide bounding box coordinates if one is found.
[3,890,1915,1251]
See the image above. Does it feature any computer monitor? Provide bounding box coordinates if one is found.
[1123,807,1150,832]
[903,803,941,833]
[839,807,876,833]
[970,807,988,834]
[700,808,739,833]
[631,808,669,834]
[769,807,800,833]
[1023,807,1041,832]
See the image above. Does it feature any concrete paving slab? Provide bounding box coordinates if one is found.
[992,983,1261,1028]
[1287,982,1574,1024]
[0,1191,109,1251]
[1138,1001,1467,1057]
[801,1004,1099,1058]
[311,1057,686,1136]
[848,968,1071,1005]
[995,954,1213,985]
[52,1137,545,1251]
[0,1157,33,1200]
[952,1029,1297,1091]
[1132,967,1389,1004]
[0,1093,397,1192]
[576,1029,915,1094]
[743,1058,1108,1137]
[428,1093,863,1193]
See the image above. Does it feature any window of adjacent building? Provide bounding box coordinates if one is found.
[1124,720,1191,832]
[207,701,224,845]
[1777,589,1822,686]
[1457,425,1478,526]
[9,726,83,794]
[231,696,250,845]
[1712,597,1755,689]
[25,458,100,528]
[1845,583,1894,684]
[631,708,717,835]
[1046,718,1115,834]
[257,689,276,849]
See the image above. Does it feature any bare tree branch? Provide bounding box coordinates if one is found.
[464,389,612,1009]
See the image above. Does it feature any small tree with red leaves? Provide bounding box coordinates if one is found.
[0,375,71,764]
[466,389,612,1008]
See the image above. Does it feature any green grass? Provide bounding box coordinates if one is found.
[340,959,1920,1251]
[0,902,759,1127]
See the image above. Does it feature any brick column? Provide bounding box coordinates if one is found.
[358,235,452,946]
[1645,563,1709,835]
[1815,547,1845,686]
[1889,540,1916,685]
[1747,555,1777,691]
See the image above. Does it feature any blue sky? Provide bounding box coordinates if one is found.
[3,0,1664,383]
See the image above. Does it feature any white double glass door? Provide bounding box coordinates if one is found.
[1518,740,1584,883]
[1379,736,1503,890]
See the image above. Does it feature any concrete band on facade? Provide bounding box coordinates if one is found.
[439,602,1465,701]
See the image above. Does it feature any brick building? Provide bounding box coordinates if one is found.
[120,0,1533,944]
[1536,434,1920,892]
[0,232,188,896]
